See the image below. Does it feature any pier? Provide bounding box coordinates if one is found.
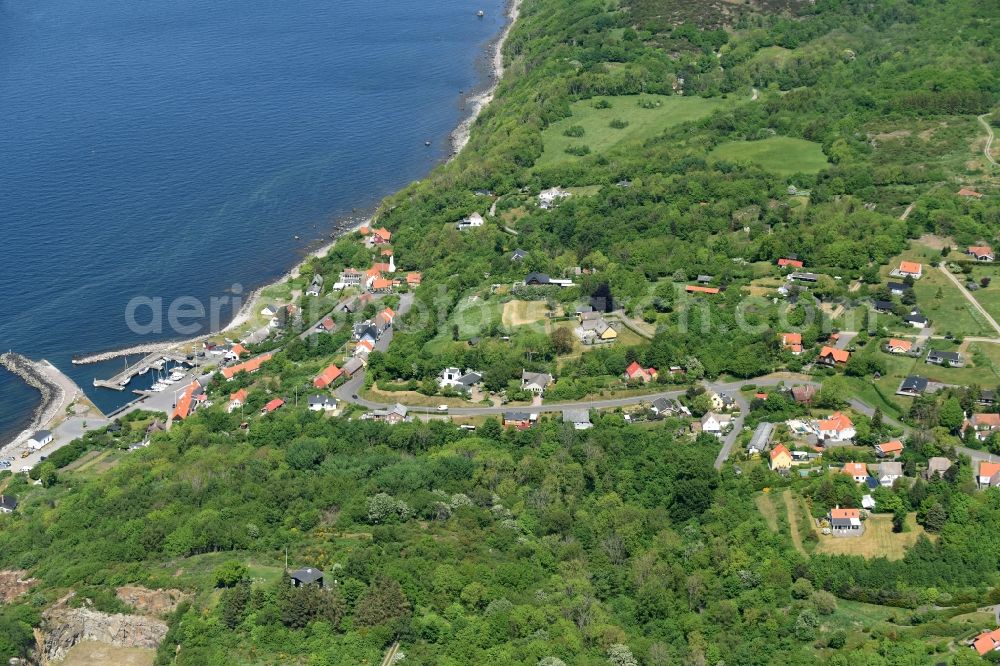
[92,352,189,391]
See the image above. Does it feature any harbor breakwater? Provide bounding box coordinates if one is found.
[0,353,69,448]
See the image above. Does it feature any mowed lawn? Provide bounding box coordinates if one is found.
[537,94,727,167]
[709,136,830,176]
[879,244,994,337]
[816,514,929,560]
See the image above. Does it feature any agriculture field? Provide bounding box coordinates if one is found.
[709,136,830,176]
[537,94,727,167]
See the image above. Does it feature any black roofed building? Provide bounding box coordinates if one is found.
[289,567,324,588]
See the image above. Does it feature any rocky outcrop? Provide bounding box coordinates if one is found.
[41,607,167,663]
[115,586,189,618]
[0,569,38,603]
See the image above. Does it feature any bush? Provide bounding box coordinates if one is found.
[564,145,591,156]
[593,99,612,109]
[562,125,585,137]
[609,118,629,129]
[214,561,248,588]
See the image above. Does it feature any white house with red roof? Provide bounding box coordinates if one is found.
[968,245,995,262]
[841,462,869,484]
[964,412,1000,441]
[893,261,922,279]
[227,388,248,414]
[781,332,803,354]
[977,461,1000,488]
[815,412,856,441]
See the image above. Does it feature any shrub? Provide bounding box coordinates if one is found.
[609,118,629,129]
[562,125,585,137]
[564,145,591,156]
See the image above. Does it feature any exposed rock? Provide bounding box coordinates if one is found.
[115,586,189,618]
[0,569,39,603]
[41,607,167,663]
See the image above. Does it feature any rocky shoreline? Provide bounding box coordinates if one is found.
[0,353,67,448]
[450,0,522,155]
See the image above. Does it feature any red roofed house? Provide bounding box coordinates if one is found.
[370,277,394,293]
[359,225,370,236]
[261,398,285,415]
[875,440,904,457]
[778,257,804,269]
[828,506,863,536]
[977,461,1000,488]
[957,187,983,199]
[313,364,343,389]
[623,361,658,384]
[968,245,995,262]
[972,628,1000,656]
[372,227,392,244]
[407,272,422,286]
[818,346,850,366]
[380,248,393,257]
[841,462,869,483]
[221,353,274,381]
[817,412,856,442]
[896,261,922,279]
[781,332,803,355]
[228,388,248,414]
[224,343,248,362]
[885,338,912,354]
[965,412,1000,441]
[172,381,205,421]
[355,339,374,356]
[770,443,792,471]
[317,316,335,332]
[685,285,720,295]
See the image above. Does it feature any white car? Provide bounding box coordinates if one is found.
[20,466,31,473]
[437,404,449,412]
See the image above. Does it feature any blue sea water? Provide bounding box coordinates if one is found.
[0,0,507,442]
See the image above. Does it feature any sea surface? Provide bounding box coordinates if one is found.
[0,0,507,442]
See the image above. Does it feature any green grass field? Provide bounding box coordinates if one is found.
[537,94,727,167]
[816,514,929,560]
[709,136,830,176]
[879,245,994,337]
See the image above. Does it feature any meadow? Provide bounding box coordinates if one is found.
[709,136,830,176]
[537,94,727,167]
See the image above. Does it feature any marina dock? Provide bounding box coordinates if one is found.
[92,352,189,390]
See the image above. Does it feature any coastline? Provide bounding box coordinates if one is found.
[2,0,520,447]
[451,0,521,156]
[0,354,75,452]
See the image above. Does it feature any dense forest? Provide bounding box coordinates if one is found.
[1,0,999,663]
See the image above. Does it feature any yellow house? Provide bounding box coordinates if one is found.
[769,443,792,471]
[596,321,618,341]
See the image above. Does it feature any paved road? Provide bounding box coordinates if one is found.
[938,264,1000,336]
[977,113,997,167]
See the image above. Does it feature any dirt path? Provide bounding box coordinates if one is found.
[782,490,807,557]
[754,493,779,532]
[937,264,1000,336]
[977,113,997,167]
[380,641,401,666]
